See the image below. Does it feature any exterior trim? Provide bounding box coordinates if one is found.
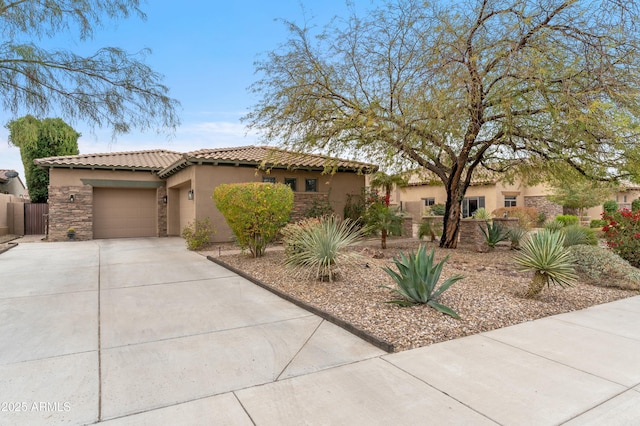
[80,179,165,188]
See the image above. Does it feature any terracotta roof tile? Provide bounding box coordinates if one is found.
[181,145,375,171]
[34,149,183,170]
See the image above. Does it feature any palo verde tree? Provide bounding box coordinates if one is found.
[547,173,615,218]
[0,0,179,136]
[7,115,80,202]
[245,0,640,248]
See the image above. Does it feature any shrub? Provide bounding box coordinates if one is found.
[561,225,598,247]
[544,220,564,232]
[514,229,577,298]
[603,200,619,214]
[555,214,579,226]
[472,207,492,220]
[430,203,446,216]
[491,207,538,229]
[418,218,443,241]
[479,221,509,248]
[568,245,640,290]
[632,198,640,212]
[181,217,216,251]
[381,245,464,317]
[213,182,293,257]
[508,226,528,250]
[602,208,640,267]
[344,192,365,223]
[283,216,366,282]
[590,219,607,228]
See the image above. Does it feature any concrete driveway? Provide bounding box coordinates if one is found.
[0,238,384,425]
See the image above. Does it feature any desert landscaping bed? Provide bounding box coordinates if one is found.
[202,238,639,352]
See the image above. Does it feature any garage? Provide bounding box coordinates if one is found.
[93,187,157,238]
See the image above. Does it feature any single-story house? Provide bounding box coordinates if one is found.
[391,168,640,223]
[35,145,376,242]
[0,169,29,199]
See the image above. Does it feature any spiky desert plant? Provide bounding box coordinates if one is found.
[561,225,598,247]
[472,207,492,220]
[382,245,464,318]
[284,216,366,282]
[508,226,528,250]
[480,221,509,248]
[514,230,577,298]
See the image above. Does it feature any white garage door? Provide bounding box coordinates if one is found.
[93,188,157,238]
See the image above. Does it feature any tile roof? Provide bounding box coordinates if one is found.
[0,170,18,183]
[158,145,376,177]
[34,150,183,170]
[406,166,499,186]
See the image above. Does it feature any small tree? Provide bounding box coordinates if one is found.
[7,115,79,202]
[213,182,293,257]
[369,172,408,206]
[364,203,404,249]
[547,178,613,218]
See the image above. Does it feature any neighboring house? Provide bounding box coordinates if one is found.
[0,169,29,199]
[393,168,640,223]
[35,145,376,242]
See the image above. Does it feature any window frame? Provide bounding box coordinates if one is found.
[284,177,297,192]
[262,176,276,184]
[305,178,317,192]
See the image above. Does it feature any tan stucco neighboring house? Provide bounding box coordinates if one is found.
[0,169,29,199]
[35,145,376,242]
[393,168,640,223]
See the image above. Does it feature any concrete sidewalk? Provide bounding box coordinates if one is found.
[1,238,639,425]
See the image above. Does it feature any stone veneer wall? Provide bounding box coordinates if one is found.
[157,186,167,237]
[47,185,93,241]
[401,214,413,238]
[492,217,520,232]
[524,196,562,222]
[457,218,487,251]
[291,193,330,222]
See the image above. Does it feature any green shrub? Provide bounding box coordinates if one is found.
[508,226,528,250]
[181,218,216,251]
[430,203,446,215]
[514,229,577,298]
[632,198,640,212]
[603,209,640,267]
[213,182,293,257]
[304,196,334,218]
[344,192,365,223]
[418,218,443,241]
[479,221,509,248]
[568,245,640,290]
[555,215,579,226]
[561,225,598,247]
[603,200,619,214]
[544,220,565,232]
[382,245,463,318]
[283,216,366,282]
[590,219,607,228]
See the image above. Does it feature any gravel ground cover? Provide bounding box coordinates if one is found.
[202,238,639,352]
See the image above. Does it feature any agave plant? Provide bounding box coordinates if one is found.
[479,221,509,248]
[514,229,577,298]
[382,245,464,318]
[507,226,528,250]
[283,216,366,282]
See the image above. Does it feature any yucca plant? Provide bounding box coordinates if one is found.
[514,230,577,298]
[382,245,464,318]
[544,220,565,232]
[472,207,492,220]
[507,226,528,250]
[283,216,366,282]
[479,221,509,248]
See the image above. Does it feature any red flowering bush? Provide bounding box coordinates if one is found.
[602,209,640,268]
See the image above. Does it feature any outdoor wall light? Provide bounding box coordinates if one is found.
[69,194,75,203]
[162,195,168,204]
[187,189,194,200]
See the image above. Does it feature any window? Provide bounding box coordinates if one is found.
[462,196,485,218]
[623,195,628,203]
[423,198,435,207]
[262,177,276,184]
[504,195,517,208]
[284,178,297,192]
[305,178,317,192]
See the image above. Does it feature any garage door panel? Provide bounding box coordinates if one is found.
[93,188,157,238]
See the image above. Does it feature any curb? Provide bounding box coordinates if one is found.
[207,255,395,353]
[0,242,18,255]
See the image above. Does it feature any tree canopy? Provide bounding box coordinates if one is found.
[0,0,179,136]
[7,115,80,202]
[245,0,640,248]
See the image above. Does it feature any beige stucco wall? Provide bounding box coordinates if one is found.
[167,164,368,243]
[0,177,29,199]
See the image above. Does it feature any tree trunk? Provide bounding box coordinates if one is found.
[525,271,547,298]
[440,181,464,249]
[381,229,388,249]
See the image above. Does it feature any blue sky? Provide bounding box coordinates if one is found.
[1,0,378,182]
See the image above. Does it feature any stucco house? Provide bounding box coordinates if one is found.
[392,168,640,223]
[0,169,28,199]
[35,145,376,242]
